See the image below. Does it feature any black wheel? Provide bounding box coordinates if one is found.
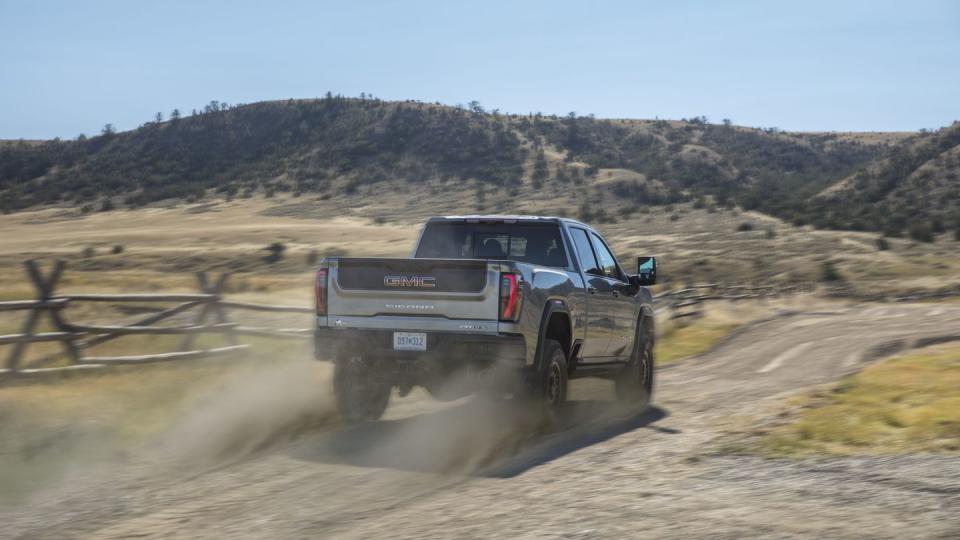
[333,355,392,423]
[531,339,568,418]
[615,321,655,409]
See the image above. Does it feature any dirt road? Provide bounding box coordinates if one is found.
[6,303,960,539]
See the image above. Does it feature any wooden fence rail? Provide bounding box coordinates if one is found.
[59,293,216,303]
[218,300,313,313]
[0,260,313,379]
[0,299,69,312]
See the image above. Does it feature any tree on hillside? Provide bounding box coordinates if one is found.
[908,222,935,243]
[532,149,549,188]
[101,124,115,136]
[170,109,181,121]
[264,242,286,263]
[154,112,163,123]
[931,216,945,234]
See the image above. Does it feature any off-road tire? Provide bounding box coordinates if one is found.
[532,339,568,418]
[615,322,655,409]
[333,355,392,423]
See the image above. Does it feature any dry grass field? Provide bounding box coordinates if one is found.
[1,193,957,366]
[2,189,958,293]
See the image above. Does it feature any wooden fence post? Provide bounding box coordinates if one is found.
[179,271,235,351]
[5,259,78,371]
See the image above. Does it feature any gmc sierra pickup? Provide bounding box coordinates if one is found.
[314,215,657,422]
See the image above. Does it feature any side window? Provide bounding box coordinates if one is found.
[570,228,603,276]
[589,232,623,281]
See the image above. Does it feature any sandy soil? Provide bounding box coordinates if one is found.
[3,303,959,539]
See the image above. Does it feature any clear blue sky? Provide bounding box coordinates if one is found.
[2,0,958,139]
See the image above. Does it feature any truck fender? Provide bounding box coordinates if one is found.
[639,305,654,325]
[533,299,572,372]
[634,305,655,347]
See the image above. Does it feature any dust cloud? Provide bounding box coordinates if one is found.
[312,389,550,475]
[3,343,645,513]
[293,372,646,477]
[150,358,337,467]
[0,351,338,506]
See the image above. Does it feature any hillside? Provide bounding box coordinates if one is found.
[0,96,955,236]
[813,122,960,238]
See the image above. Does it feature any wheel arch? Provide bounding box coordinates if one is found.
[534,299,572,371]
[634,305,655,351]
[639,305,655,336]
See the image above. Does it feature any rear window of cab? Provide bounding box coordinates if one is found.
[415,222,568,268]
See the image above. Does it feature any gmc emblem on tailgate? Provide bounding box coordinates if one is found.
[383,275,437,288]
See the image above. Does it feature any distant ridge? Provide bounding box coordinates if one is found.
[0,96,956,237]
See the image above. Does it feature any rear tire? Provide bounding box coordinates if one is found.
[333,355,392,423]
[531,339,568,418]
[615,322,654,409]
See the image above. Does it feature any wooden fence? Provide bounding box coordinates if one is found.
[653,283,801,319]
[0,260,313,378]
[1,260,808,378]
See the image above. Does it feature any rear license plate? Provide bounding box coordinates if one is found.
[393,332,427,351]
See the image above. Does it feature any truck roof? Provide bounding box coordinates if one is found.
[428,215,592,228]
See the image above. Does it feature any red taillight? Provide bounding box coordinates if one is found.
[499,272,523,321]
[315,268,328,316]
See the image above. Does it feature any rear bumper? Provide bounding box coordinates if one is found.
[314,328,527,368]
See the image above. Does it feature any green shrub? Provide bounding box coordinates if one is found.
[908,223,935,243]
[819,261,844,282]
[931,216,945,234]
[737,222,754,232]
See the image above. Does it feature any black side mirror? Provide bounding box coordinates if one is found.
[631,256,657,286]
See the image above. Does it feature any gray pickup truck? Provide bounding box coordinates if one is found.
[314,215,657,422]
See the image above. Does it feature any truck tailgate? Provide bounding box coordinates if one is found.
[328,258,499,322]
